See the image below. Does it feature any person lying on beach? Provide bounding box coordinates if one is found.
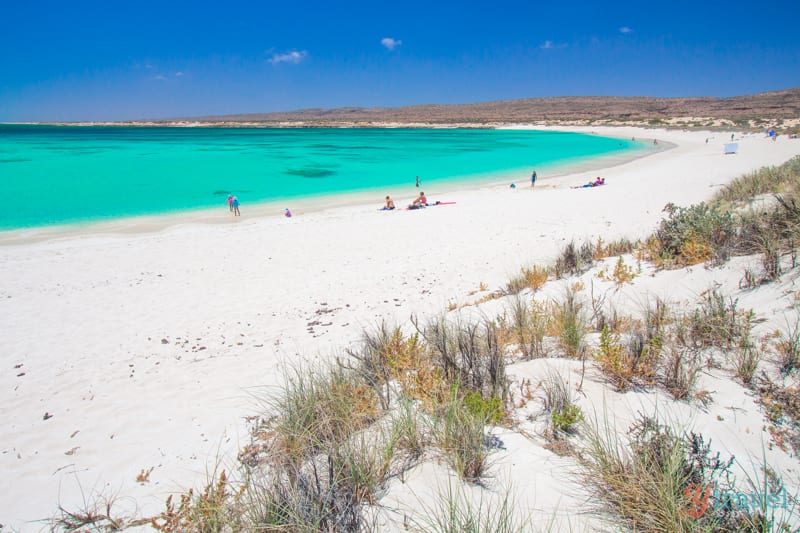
[381,196,396,210]
[408,192,428,209]
[573,177,605,189]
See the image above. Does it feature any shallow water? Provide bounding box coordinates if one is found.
[0,125,644,230]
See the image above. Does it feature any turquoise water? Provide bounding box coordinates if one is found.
[0,125,644,230]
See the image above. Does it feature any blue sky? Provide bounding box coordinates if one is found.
[1,0,799,121]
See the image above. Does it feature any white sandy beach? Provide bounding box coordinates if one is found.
[1,126,800,531]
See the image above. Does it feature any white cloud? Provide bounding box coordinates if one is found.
[268,50,308,65]
[381,37,402,51]
[175,71,184,77]
[154,74,167,81]
[619,26,633,34]
[540,40,566,50]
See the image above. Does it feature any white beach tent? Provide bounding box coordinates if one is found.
[724,143,738,154]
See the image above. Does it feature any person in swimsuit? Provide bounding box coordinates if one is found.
[410,191,428,208]
[382,196,396,210]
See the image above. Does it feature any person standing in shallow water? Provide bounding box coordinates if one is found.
[227,194,234,212]
[415,176,420,188]
[531,170,537,188]
[232,196,240,216]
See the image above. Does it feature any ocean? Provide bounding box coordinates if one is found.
[0,125,645,230]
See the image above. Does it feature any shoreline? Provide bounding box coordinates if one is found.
[0,127,666,246]
[2,126,799,530]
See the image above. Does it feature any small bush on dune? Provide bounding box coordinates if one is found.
[582,414,773,533]
[661,342,701,401]
[345,321,415,409]
[242,460,367,532]
[269,364,381,465]
[418,482,530,533]
[391,396,430,462]
[463,391,505,425]
[153,470,243,532]
[432,391,493,482]
[776,318,800,375]
[595,325,660,392]
[550,286,588,358]
[52,491,148,532]
[641,296,671,341]
[593,236,640,260]
[552,404,584,435]
[333,430,398,505]
[651,203,735,267]
[505,264,548,294]
[552,240,594,279]
[688,288,753,349]
[734,340,761,386]
[502,295,549,359]
[541,370,583,436]
[417,314,510,404]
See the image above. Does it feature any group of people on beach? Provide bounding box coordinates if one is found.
[380,176,427,211]
[380,191,428,210]
[227,194,241,216]
[226,194,292,218]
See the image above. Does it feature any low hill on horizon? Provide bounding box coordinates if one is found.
[161,87,800,125]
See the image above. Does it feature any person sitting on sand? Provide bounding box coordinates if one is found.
[382,196,396,210]
[410,191,428,208]
[284,207,292,218]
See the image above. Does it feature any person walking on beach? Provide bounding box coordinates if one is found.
[227,194,234,212]
[531,170,537,188]
[232,196,240,216]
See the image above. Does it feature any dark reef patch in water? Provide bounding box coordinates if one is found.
[284,168,337,178]
[0,158,32,163]
[213,189,253,195]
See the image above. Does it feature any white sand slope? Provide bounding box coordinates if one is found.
[1,127,799,531]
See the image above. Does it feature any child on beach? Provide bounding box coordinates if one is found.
[284,208,292,218]
[227,194,234,211]
[232,196,240,216]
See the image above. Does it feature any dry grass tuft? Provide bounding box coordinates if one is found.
[549,286,588,358]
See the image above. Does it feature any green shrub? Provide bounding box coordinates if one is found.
[688,289,753,349]
[582,414,775,533]
[653,203,735,266]
[551,404,584,434]
[463,391,504,425]
[432,393,492,482]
